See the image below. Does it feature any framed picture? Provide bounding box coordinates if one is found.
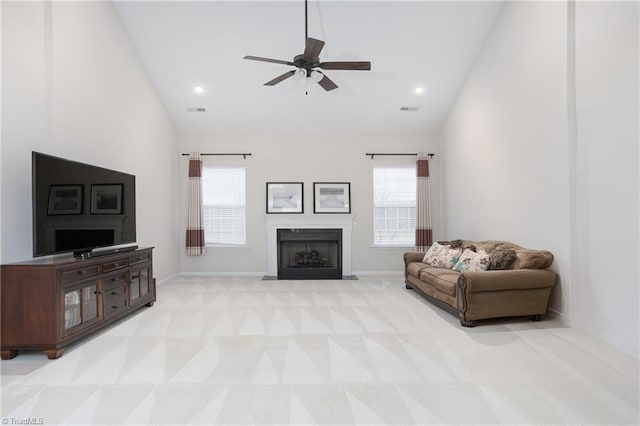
[47,185,83,215]
[91,184,123,214]
[314,182,351,214]
[266,182,304,214]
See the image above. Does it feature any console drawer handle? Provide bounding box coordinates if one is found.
[78,270,87,275]
[112,305,118,310]
[112,277,122,282]
[111,291,118,296]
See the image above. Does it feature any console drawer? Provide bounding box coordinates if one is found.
[103,272,128,290]
[104,286,128,316]
[129,252,151,266]
[102,259,128,273]
[62,265,101,285]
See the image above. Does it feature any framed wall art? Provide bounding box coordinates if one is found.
[313,182,351,214]
[266,182,304,214]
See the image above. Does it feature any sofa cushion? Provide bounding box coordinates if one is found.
[453,249,490,272]
[511,250,554,269]
[488,249,517,270]
[419,268,460,297]
[438,239,463,249]
[407,262,430,278]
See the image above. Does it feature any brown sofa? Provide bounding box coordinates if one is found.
[404,240,557,327]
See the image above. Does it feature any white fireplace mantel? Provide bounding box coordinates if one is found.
[265,215,354,277]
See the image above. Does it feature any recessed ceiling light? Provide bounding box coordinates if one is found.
[193,86,204,94]
[415,87,424,94]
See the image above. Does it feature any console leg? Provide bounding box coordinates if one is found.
[1,349,18,360]
[145,301,154,307]
[405,283,412,290]
[44,348,65,359]
[460,319,476,327]
[529,314,542,322]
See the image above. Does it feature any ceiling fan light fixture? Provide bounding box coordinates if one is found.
[310,70,324,83]
[296,68,307,79]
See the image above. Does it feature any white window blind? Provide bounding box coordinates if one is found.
[373,165,416,246]
[202,165,246,246]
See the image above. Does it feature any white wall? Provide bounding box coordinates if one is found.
[439,1,571,313]
[573,1,639,357]
[179,132,439,275]
[1,1,180,280]
[438,0,639,357]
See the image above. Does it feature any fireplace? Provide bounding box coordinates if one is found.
[277,228,342,279]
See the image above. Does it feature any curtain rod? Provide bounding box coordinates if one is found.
[365,153,434,159]
[181,153,252,159]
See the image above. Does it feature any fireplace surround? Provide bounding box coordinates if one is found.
[265,215,353,278]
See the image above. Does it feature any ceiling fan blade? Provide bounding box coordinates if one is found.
[264,70,297,86]
[303,37,325,60]
[316,72,338,91]
[319,61,371,71]
[244,55,294,66]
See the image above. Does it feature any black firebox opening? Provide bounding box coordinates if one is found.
[277,228,342,280]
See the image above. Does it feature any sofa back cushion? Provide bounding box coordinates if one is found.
[511,250,554,269]
[474,240,554,269]
[434,240,554,270]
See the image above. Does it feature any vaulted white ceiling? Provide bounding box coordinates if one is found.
[114,1,504,134]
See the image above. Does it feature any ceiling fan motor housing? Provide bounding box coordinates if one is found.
[294,54,320,76]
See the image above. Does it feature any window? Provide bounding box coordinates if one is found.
[202,165,246,246]
[373,165,416,246]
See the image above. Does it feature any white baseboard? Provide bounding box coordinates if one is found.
[156,273,180,285]
[353,271,404,277]
[177,271,404,278]
[179,271,265,277]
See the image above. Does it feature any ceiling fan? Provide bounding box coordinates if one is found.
[243,0,371,92]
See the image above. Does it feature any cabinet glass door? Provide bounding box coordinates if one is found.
[130,268,150,302]
[130,271,140,302]
[140,269,149,297]
[63,281,99,335]
[82,284,98,322]
[64,289,81,329]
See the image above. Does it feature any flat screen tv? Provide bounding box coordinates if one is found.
[32,151,136,257]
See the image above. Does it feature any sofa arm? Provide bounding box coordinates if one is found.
[404,251,425,266]
[458,269,557,293]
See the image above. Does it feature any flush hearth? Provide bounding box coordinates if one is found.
[277,228,342,279]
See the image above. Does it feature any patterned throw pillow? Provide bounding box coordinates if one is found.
[453,249,490,272]
[422,242,450,266]
[488,249,517,270]
[439,248,462,268]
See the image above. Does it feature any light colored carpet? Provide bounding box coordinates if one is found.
[1,275,638,424]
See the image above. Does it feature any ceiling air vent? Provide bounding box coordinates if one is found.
[400,107,419,112]
[187,107,206,112]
